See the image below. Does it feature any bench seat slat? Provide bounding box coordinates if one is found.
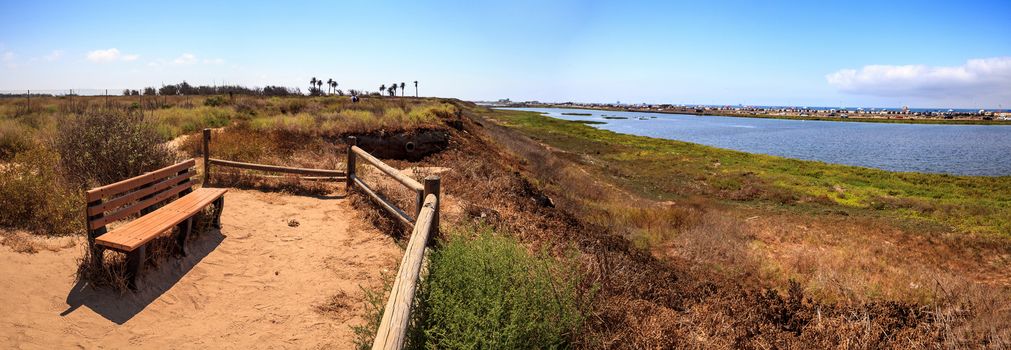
[95,190,217,251]
[95,188,227,252]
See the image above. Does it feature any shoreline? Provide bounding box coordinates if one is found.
[506,104,1011,126]
[485,108,1011,237]
[515,110,1011,178]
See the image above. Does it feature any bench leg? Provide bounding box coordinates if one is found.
[125,246,146,290]
[87,228,107,270]
[176,218,193,257]
[213,197,224,229]
[90,247,104,269]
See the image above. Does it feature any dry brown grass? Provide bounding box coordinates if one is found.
[0,147,83,236]
[422,109,1011,348]
[314,289,354,319]
[0,229,76,253]
[6,94,998,346]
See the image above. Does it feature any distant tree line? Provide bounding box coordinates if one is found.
[133,81,304,97]
[4,78,419,99]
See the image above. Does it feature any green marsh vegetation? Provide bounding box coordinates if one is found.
[487,109,1011,238]
[475,107,1011,346]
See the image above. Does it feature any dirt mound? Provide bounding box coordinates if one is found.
[353,128,451,161]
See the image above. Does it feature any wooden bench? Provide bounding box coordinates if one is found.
[85,159,226,289]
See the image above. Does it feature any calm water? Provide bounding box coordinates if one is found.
[503,107,1011,176]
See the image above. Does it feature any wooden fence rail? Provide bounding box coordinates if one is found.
[372,192,438,350]
[208,158,346,177]
[345,136,441,350]
[202,129,347,182]
[346,137,435,226]
[202,130,440,350]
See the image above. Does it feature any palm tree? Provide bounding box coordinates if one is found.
[400,82,405,96]
[390,83,397,97]
[310,77,318,95]
[330,80,338,94]
[316,80,323,94]
[326,79,333,94]
[414,81,418,97]
[380,84,386,95]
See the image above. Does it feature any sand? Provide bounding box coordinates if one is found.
[0,189,403,349]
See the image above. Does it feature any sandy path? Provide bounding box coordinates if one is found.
[0,189,402,349]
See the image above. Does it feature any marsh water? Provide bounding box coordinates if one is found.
[503,107,1011,176]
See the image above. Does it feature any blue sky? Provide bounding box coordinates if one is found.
[1,0,1009,108]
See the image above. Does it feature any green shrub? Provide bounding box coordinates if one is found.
[54,113,175,187]
[149,106,233,139]
[0,147,82,236]
[204,95,227,107]
[412,227,587,349]
[409,103,457,122]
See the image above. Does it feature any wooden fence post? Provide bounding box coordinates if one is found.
[346,136,357,190]
[203,128,211,184]
[424,176,440,238]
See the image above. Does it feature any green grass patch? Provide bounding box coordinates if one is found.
[411,226,587,349]
[487,109,1011,237]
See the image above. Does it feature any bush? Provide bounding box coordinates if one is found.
[0,147,82,236]
[0,119,35,160]
[204,95,227,107]
[54,113,175,187]
[150,106,233,139]
[412,227,587,349]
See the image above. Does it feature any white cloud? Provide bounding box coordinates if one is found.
[43,50,63,62]
[86,48,121,62]
[174,53,197,64]
[86,48,139,63]
[826,57,1011,100]
[170,53,224,65]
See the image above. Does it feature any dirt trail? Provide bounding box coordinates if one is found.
[0,189,402,349]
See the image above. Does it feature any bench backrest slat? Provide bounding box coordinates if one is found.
[86,159,197,232]
[87,169,196,216]
[86,159,195,202]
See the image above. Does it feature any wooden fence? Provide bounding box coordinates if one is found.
[201,129,440,350]
[201,129,347,183]
[345,136,442,349]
